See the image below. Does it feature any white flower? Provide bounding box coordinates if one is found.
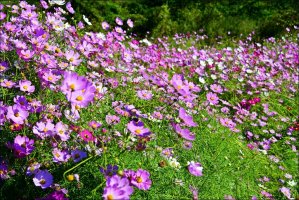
[168,157,181,169]
[288,180,297,187]
[83,15,92,25]
[48,0,65,5]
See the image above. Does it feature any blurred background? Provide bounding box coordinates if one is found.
[4,0,299,41]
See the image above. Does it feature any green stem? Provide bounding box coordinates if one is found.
[63,156,94,180]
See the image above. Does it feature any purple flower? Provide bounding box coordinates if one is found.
[55,121,70,141]
[66,2,75,14]
[33,170,53,189]
[130,169,152,190]
[52,148,70,163]
[188,161,203,176]
[127,121,151,137]
[100,164,119,178]
[71,149,87,163]
[88,121,101,129]
[13,135,35,158]
[65,50,81,66]
[26,162,41,176]
[6,104,29,124]
[179,107,198,127]
[210,84,223,93]
[33,121,55,139]
[115,17,123,26]
[106,115,120,125]
[103,175,133,200]
[0,162,9,180]
[37,190,68,200]
[19,80,35,93]
[172,123,195,141]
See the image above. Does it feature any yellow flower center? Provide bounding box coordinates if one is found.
[136,176,143,183]
[69,84,75,90]
[177,85,182,90]
[69,58,74,62]
[48,76,53,81]
[14,113,20,117]
[107,194,113,200]
[76,96,83,101]
[23,85,28,90]
[135,129,141,134]
[43,128,48,132]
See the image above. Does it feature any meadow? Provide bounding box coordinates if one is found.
[0,1,298,200]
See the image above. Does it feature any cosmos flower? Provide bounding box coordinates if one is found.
[79,129,95,142]
[19,80,35,93]
[33,170,53,189]
[188,161,203,176]
[71,149,87,163]
[137,90,153,100]
[130,169,152,190]
[102,175,133,200]
[6,104,29,124]
[100,164,119,178]
[172,123,195,141]
[66,2,75,14]
[127,19,133,28]
[179,107,198,127]
[52,148,70,163]
[115,17,123,26]
[206,92,219,105]
[127,121,151,137]
[13,135,35,158]
[101,21,110,30]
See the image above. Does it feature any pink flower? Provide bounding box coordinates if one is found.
[130,169,152,190]
[188,161,203,176]
[79,129,95,142]
[19,80,35,93]
[179,107,198,127]
[127,19,133,28]
[206,92,219,105]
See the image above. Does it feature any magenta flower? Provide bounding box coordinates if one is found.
[19,80,35,93]
[6,104,29,124]
[79,129,95,142]
[130,169,152,190]
[188,161,203,176]
[33,170,53,189]
[179,107,198,127]
[127,121,151,137]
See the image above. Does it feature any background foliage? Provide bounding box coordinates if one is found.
[70,0,299,41]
